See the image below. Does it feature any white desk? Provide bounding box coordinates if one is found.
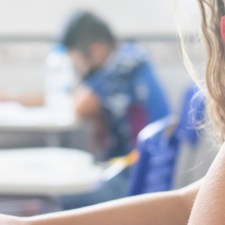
[0,103,81,146]
[0,147,103,196]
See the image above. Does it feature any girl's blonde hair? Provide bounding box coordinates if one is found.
[197,0,225,140]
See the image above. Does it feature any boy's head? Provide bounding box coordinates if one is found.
[61,10,117,76]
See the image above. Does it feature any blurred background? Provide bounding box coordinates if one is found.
[0,0,200,111]
[0,0,215,217]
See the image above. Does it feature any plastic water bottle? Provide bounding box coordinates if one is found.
[45,44,77,124]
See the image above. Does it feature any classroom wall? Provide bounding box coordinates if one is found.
[0,0,198,36]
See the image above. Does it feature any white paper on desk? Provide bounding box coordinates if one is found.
[0,102,48,126]
[0,102,73,126]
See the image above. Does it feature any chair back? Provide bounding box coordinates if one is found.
[128,85,205,196]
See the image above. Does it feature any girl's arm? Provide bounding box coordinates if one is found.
[188,143,225,225]
[12,180,200,225]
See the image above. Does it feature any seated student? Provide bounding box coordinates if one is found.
[58,10,170,208]
[1,0,225,224]
[0,11,169,160]
[59,10,170,160]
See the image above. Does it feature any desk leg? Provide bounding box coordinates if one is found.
[45,133,62,147]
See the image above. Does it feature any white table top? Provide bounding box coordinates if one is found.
[0,102,80,132]
[0,147,103,196]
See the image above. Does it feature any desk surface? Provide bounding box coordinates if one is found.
[0,147,103,196]
[0,102,80,132]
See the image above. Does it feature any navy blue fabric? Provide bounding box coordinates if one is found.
[128,85,205,196]
[83,42,170,158]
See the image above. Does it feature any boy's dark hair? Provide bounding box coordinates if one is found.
[61,10,116,54]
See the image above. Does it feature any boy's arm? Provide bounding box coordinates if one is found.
[0,93,44,106]
[15,180,200,225]
[73,86,101,119]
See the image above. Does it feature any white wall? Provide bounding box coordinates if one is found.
[0,0,199,37]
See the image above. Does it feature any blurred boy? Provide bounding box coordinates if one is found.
[60,10,170,160]
[0,10,169,160]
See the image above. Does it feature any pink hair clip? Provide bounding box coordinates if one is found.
[221,16,225,41]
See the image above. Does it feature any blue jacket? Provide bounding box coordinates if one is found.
[84,42,170,159]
